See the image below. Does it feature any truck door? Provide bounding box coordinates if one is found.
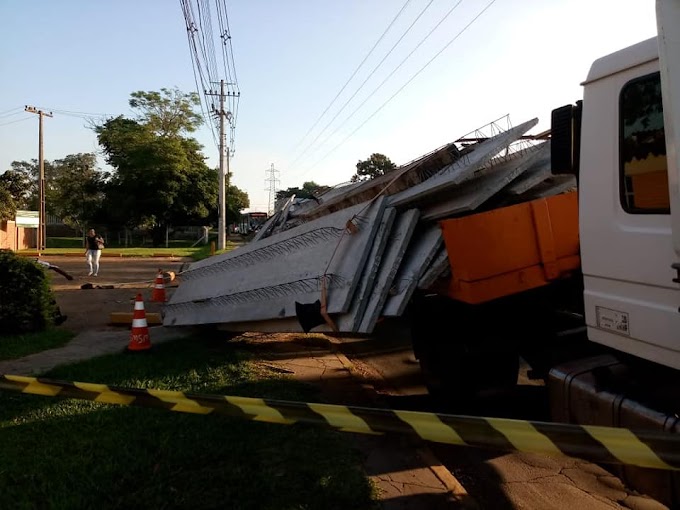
[579,38,680,370]
[657,0,680,257]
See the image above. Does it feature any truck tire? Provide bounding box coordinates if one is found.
[410,293,519,402]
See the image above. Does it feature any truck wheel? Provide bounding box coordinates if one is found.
[410,293,519,401]
[418,342,519,401]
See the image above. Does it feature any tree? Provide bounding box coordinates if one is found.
[96,115,219,245]
[226,178,250,223]
[50,153,108,231]
[0,186,16,221]
[351,153,396,182]
[95,88,252,245]
[276,181,330,201]
[0,168,34,209]
[129,88,202,137]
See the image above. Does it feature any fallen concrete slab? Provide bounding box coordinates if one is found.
[418,248,450,290]
[381,224,443,318]
[336,207,397,332]
[420,141,549,221]
[504,144,551,195]
[388,118,538,209]
[357,209,420,334]
[164,197,388,326]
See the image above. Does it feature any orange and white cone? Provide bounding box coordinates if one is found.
[151,269,166,302]
[127,293,151,352]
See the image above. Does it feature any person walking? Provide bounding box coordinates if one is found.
[85,228,104,276]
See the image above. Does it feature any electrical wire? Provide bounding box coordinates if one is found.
[0,117,32,128]
[294,0,465,175]
[297,0,499,177]
[289,0,435,170]
[0,108,23,119]
[289,0,412,156]
[180,0,239,153]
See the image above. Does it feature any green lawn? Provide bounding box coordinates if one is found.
[19,242,243,260]
[0,336,378,509]
[0,329,74,361]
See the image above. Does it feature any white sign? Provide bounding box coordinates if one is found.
[15,210,39,228]
[596,306,630,336]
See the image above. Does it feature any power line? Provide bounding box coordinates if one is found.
[0,107,21,117]
[179,0,240,152]
[36,107,115,119]
[293,0,464,176]
[0,108,23,119]
[0,116,32,128]
[289,0,435,170]
[297,0,499,178]
[290,0,413,156]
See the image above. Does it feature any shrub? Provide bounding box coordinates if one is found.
[0,250,58,336]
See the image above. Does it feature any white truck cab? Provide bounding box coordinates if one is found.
[578,37,680,370]
[578,0,680,370]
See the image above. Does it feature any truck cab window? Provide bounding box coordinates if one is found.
[620,71,670,213]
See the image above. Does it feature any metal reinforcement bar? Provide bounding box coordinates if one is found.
[1,374,679,471]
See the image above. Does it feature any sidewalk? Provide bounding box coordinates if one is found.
[0,327,185,376]
[0,327,476,510]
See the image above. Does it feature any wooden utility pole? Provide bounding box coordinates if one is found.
[25,105,53,251]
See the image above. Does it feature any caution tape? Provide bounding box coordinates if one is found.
[1,374,679,471]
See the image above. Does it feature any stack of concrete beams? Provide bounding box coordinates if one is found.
[164,118,576,333]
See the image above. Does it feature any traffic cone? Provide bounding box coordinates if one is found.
[151,269,166,302]
[127,293,151,352]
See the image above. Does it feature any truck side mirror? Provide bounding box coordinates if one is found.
[551,101,582,181]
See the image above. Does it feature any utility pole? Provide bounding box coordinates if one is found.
[25,105,53,251]
[206,80,236,250]
[265,163,280,215]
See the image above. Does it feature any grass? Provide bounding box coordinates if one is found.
[0,329,74,361]
[19,240,243,260]
[0,336,378,510]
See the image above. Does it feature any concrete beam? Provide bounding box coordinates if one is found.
[164,197,388,326]
[357,209,420,334]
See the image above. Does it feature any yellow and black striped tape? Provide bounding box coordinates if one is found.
[1,374,678,471]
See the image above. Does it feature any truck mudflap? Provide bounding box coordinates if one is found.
[548,355,680,507]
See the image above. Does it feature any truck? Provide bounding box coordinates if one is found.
[165,0,680,504]
[406,1,680,504]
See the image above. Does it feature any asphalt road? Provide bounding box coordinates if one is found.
[41,255,188,333]
[336,330,668,510]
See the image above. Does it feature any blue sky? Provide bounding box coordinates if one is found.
[0,0,658,212]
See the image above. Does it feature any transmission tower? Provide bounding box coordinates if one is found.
[265,163,280,215]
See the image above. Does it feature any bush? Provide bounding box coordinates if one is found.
[0,250,58,336]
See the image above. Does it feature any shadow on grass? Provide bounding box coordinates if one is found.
[0,329,74,361]
[0,336,378,510]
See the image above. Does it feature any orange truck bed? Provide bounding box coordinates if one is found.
[438,191,580,304]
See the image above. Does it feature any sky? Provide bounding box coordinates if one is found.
[0,0,659,213]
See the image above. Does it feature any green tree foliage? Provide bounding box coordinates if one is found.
[2,160,57,210]
[276,181,330,201]
[129,87,202,137]
[95,89,251,245]
[50,153,108,231]
[96,117,218,242]
[0,168,33,220]
[227,177,250,223]
[4,156,108,230]
[0,168,34,209]
[0,186,16,221]
[351,153,396,182]
[0,250,57,335]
